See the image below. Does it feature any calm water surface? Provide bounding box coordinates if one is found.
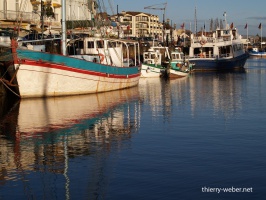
[1,58,266,200]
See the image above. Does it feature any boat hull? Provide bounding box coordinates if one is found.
[169,69,189,78]
[13,49,140,98]
[141,64,165,78]
[189,53,249,71]
[249,51,266,57]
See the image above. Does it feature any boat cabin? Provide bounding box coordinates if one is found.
[189,28,245,59]
[171,48,184,61]
[68,37,140,67]
[143,48,162,66]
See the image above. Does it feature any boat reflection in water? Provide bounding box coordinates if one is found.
[138,70,247,121]
[0,87,140,199]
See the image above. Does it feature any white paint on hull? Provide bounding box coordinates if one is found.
[16,64,140,98]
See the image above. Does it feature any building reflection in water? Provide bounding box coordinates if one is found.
[0,87,140,199]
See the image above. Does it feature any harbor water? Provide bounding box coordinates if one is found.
[0,58,266,200]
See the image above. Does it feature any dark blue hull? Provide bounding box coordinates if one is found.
[249,51,266,57]
[190,53,249,71]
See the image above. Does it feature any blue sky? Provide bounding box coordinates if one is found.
[110,0,266,37]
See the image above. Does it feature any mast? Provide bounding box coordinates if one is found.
[261,24,263,50]
[61,0,67,56]
[223,12,227,29]
[246,22,248,43]
[194,6,197,34]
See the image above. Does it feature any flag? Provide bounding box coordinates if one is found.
[244,23,247,29]
[258,23,262,29]
[230,23,234,29]
[180,23,184,29]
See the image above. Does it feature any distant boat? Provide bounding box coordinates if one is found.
[248,47,266,57]
[188,14,249,71]
[0,0,141,98]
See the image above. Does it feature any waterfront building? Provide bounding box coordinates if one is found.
[110,11,163,39]
[0,0,96,34]
[1,1,179,42]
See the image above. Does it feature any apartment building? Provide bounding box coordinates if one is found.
[111,11,163,39]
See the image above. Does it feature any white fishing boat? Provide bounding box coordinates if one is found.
[141,47,170,78]
[0,0,141,98]
[188,13,249,71]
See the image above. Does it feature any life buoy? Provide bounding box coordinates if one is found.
[200,40,206,45]
[99,53,105,62]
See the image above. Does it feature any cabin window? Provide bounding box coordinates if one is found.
[96,40,104,48]
[233,44,243,51]
[223,30,229,35]
[217,30,221,37]
[87,41,94,49]
[108,42,117,48]
[76,41,84,48]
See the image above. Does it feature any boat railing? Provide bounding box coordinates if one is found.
[192,36,232,44]
[191,53,232,59]
[216,37,231,42]
[192,53,214,58]
[192,37,215,44]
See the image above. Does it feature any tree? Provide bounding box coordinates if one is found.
[220,19,223,29]
[210,18,213,32]
[214,18,219,29]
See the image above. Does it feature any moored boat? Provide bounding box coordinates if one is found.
[141,47,169,78]
[0,1,141,98]
[169,47,192,78]
[248,47,266,57]
[188,13,249,71]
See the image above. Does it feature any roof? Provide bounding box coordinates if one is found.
[124,11,155,16]
[110,11,158,17]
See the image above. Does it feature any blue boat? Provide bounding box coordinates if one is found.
[249,47,266,57]
[188,13,249,71]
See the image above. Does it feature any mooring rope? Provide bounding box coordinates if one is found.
[0,79,20,98]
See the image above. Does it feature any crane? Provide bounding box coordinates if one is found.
[144,2,167,43]
[144,2,167,22]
